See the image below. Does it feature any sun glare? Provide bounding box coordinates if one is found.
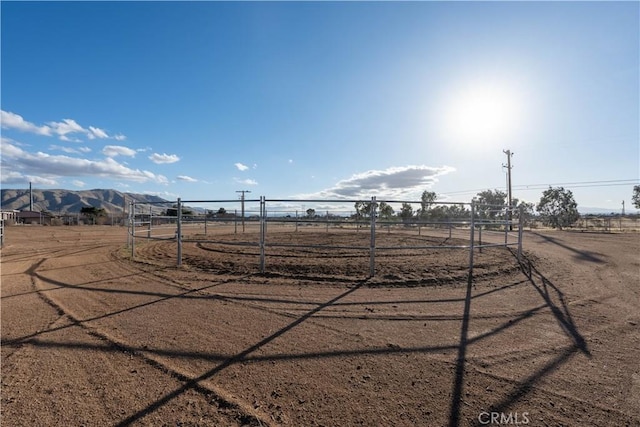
[440,83,521,146]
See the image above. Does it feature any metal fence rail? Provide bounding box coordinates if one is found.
[127,197,524,278]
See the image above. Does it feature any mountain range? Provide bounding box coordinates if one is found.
[1,188,172,214]
[1,188,631,217]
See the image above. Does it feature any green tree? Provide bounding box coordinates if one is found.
[514,201,535,226]
[632,185,640,209]
[536,187,580,229]
[354,201,373,219]
[378,202,394,220]
[399,203,414,223]
[417,191,437,220]
[80,206,106,225]
[429,205,449,221]
[474,189,507,221]
[444,203,470,219]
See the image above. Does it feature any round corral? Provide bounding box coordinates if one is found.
[132,229,520,286]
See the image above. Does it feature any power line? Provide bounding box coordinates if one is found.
[514,182,639,191]
[440,179,639,197]
[514,178,638,188]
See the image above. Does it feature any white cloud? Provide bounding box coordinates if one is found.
[288,159,294,164]
[1,110,128,142]
[103,145,137,157]
[235,162,249,171]
[50,144,83,154]
[234,178,258,186]
[59,135,83,143]
[1,138,168,184]
[177,175,198,182]
[137,190,179,200]
[88,126,109,139]
[1,110,51,135]
[149,153,180,164]
[47,118,85,139]
[72,180,86,188]
[1,170,58,186]
[297,165,456,199]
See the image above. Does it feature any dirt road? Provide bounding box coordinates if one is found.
[1,226,638,426]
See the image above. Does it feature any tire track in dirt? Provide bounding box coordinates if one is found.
[128,253,616,425]
[1,258,68,362]
[5,226,638,426]
[20,245,274,427]
[122,231,640,425]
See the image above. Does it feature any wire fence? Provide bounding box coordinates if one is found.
[127,197,524,278]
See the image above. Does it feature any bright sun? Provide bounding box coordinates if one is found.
[440,83,521,146]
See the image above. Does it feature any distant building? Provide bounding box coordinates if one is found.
[16,211,53,225]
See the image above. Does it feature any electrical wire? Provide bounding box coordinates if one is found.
[440,179,639,197]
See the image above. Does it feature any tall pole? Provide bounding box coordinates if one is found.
[503,149,513,230]
[236,190,251,233]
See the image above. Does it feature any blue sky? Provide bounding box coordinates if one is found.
[1,1,638,212]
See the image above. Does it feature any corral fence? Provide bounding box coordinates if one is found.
[126,197,524,278]
[571,215,640,233]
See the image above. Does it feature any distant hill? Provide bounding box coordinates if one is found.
[0,188,172,214]
[578,206,631,215]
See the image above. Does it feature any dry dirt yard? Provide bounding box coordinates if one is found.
[1,225,638,426]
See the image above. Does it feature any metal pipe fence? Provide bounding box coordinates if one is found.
[127,198,524,278]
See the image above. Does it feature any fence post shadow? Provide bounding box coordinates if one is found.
[447,249,592,427]
[448,271,474,427]
[516,252,590,355]
[114,281,367,426]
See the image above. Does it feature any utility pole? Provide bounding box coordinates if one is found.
[236,190,251,233]
[503,149,513,230]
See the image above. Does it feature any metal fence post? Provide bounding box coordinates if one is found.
[326,210,329,232]
[468,201,475,278]
[478,220,482,254]
[177,198,182,267]
[126,201,131,248]
[370,196,377,277]
[148,204,152,238]
[260,196,266,274]
[130,201,135,258]
[518,205,524,262]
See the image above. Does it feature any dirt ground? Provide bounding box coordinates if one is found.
[1,225,638,426]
